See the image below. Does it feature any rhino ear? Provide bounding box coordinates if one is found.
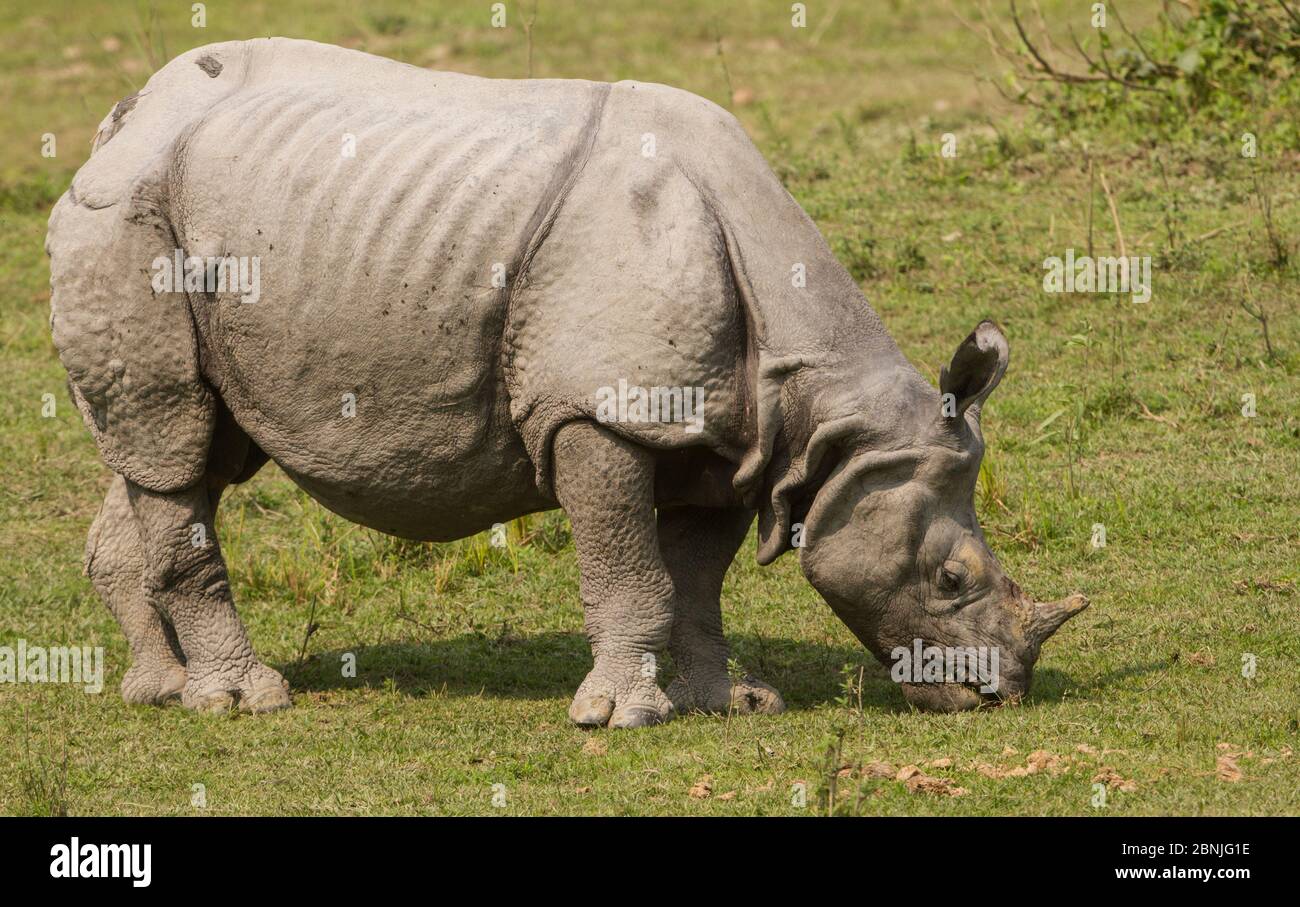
[939,321,1009,421]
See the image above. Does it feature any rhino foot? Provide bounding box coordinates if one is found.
[569,661,674,729]
[121,662,188,706]
[182,661,291,714]
[667,672,785,716]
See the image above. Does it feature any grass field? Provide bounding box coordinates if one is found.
[1,0,1297,816]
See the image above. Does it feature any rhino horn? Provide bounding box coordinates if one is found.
[1027,593,1090,648]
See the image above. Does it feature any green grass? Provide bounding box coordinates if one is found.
[1,0,1297,816]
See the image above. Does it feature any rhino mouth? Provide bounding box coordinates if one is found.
[899,679,1013,712]
[888,635,1022,712]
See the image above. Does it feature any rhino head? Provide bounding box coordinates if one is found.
[753,321,1088,711]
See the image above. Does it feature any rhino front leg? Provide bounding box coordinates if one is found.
[125,480,290,713]
[659,507,786,716]
[553,422,675,728]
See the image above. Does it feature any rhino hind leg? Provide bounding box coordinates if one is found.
[659,507,785,716]
[553,422,676,728]
[86,475,188,705]
[120,464,289,714]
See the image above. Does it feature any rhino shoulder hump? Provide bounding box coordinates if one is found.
[610,80,750,149]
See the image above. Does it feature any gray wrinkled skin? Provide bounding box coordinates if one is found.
[47,39,1087,723]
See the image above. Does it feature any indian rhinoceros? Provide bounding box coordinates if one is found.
[46,38,1088,725]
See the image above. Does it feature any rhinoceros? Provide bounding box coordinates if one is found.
[46,38,1087,725]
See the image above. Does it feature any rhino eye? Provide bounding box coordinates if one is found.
[936,561,966,598]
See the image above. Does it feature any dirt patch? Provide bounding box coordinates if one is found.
[896,764,966,796]
[195,54,223,77]
[688,775,712,799]
[1093,767,1138,793]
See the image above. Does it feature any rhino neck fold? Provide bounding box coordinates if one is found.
[772,338,936,480]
